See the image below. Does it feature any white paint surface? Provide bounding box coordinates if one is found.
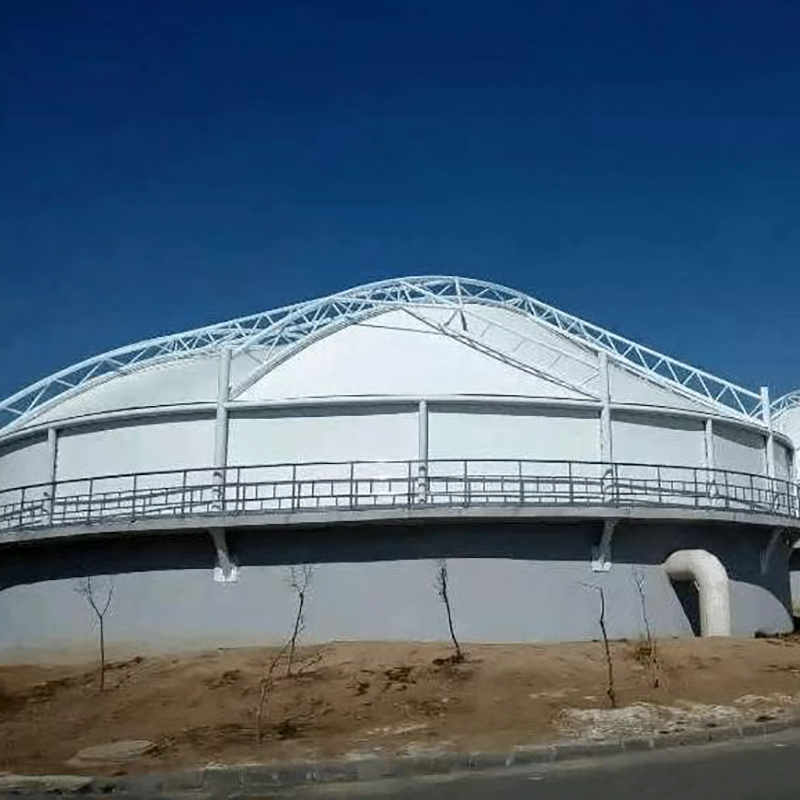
[56,417,215,481]
[429,408,600,461]
[238,309,592,403]
[228,409,418,466]
[611,413,705,466]
[714,423,766,476]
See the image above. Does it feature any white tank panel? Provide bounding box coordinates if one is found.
[228,409,418,466]
[237,309,592,403]
[714,423,766,475]
[773,441,792,480]
[29,356,221,427]
[428,408,599,461]
[611,413,705,466]
[0,435,48,491]
[56,417,215,481]
[608,363,715,415]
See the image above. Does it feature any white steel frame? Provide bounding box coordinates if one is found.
[0,276,767,434]
[772,391,800,417]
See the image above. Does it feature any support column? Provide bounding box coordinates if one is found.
[417,399,429,503]
[598,352,612,464]
[46,427,58,524]
[703,418,715,471]
[761,386,775,479]
[210,527,238,583]
[213,348,232,510]
[704,418,717,500]
[592,518,617,572]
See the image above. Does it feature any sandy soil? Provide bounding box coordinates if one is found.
[2,637,800,776]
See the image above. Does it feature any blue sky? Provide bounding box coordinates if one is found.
[2,0,800,399]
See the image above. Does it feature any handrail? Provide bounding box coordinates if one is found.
[0,458,797,535]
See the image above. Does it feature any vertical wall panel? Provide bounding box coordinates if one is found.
[428,407,600,461]
[611,413,705,466]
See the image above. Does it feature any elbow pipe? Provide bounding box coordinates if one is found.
[664,549,731,637]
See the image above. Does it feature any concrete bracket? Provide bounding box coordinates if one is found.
[210,527,238,583]
[760,527,785,576]
[592,519,617,572]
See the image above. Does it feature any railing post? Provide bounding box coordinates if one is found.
[18,486,26,528]
[693,468,699,508]
[567,461,574,505]
[87,478,94,523]
[349,461,355,509]
[180,470,187,517]
[518,461,524,505]
[131,474,138,521]
[464,460,470,506]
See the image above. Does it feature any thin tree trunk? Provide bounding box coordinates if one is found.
[99,618,106,691]
[439,568,463,662]
[598,589,616,708]
[287,590,305,676]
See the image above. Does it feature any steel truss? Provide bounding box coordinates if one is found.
[772,391,800,418]
[0,277,766,434]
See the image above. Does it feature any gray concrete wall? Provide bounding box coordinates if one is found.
[0,520,793,662]
[789,549,800,618]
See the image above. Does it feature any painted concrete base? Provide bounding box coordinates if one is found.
[0,520,793,661]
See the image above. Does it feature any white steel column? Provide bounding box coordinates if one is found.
[417,399,429,502]
[598,351,612,464]
[704,418,715,470]
[45,426,58,522]
[761,386,775,479]
[213,348,232,504]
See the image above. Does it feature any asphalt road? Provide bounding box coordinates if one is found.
[280,729,800,800]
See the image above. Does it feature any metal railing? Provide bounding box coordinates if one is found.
[0,459,797,536]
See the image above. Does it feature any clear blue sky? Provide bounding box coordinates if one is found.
[2,0,799,400]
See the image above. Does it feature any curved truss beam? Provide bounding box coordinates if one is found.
[0,276,764,434]
[772,391,800,417]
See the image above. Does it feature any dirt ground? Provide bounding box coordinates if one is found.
[3,637,800,776]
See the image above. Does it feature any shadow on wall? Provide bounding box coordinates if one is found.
[0,519,792,610]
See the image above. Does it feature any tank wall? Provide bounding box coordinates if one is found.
[773,441,793,481]
[0,434,49,507]
[775,406,800,451]
[0,522,792,661]
[608,364,713,415]
[428,407,599,461]
[714,423,766,475]
[237,309,590,403]
[56,416,215,481]
[228,408,418,465]
[611,413,705,466]
[0,434,48,491]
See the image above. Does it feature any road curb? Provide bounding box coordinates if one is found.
[2,717,797,797]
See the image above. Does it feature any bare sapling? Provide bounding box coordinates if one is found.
[286,564,312,677]
[255,564,314,743]
[632,567,660,689]
[436,559,464,663]
[581,582,616,708]
[74,576,116,691]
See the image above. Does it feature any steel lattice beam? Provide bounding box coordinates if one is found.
[0,276,766,434]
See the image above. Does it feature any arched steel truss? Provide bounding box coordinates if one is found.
[0,276,768,434]
[772,391,800,418]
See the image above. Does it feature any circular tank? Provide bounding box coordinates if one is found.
[0,277,796,660]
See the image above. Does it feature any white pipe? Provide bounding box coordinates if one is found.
[664,549,731,637]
